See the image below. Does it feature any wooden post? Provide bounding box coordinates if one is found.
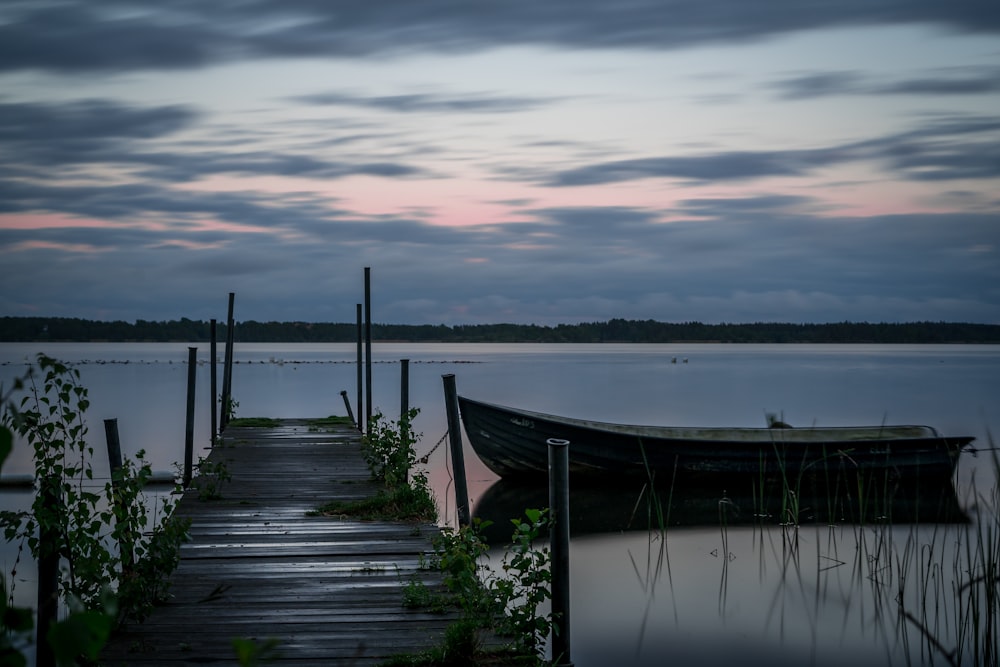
[400,358,410,484]
[210,318,217,447]
[104,418,133,568]
[221,292,235,430]
[400,358,409,425]
[364,267,373,430]
[104,418,124,476]
[356,303,363,433]
[35,474,59,667]
[441,374,470,526]
[548,438,573,666]
[340,390,356,427]
[184,347,197,487]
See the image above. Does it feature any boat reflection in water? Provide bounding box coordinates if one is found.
[472,473,969,544]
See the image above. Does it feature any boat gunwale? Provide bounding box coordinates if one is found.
[457,396,956,444]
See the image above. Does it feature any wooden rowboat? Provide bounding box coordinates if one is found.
[457,396,974,483]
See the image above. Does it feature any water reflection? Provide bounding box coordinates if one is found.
[473,475,969,543]
[476,473,985,665]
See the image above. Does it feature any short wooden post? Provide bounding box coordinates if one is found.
[184,347,197,487]
[104,418,134,568]
[356,303,363,433]
[400,359,410,484]
[340,390,356,427]
[400,358,410,426]
[35,474,59,667]
[441,374,470,526]
[364,267,373,430]
[210,318,218,447]
[548,438,573,666]
[104,418,124,476]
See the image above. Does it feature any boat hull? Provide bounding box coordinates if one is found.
[457,396,973,483]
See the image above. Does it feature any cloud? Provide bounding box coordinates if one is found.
[540,114,1000,186]
[863,115,1000,181]
[3,1,999,73]
[772,67,1000,99]
[2,201,998,324]
[0,100,197,142]
[770,71,868,99]
[294,91,552,114]
[543,149,855,186]
[675,194,822,216]
[0,98,428,184]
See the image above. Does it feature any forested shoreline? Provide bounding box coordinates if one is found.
[2,316,998,344]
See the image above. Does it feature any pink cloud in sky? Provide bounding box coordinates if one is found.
[0,213,113,230]
[4,240,105,254]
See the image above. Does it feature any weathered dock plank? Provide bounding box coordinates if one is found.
[100,421,457,666]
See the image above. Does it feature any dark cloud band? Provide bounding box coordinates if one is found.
[2,1,999,73]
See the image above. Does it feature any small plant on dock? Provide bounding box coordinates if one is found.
[223,395,239,422]
[317,408,436,522]
[431,519,496,619]
[107,451,192,625]
[489,509,554,659]
[233,636,283,665]
[399,511,555,665]
[317,480,436,521]
[0,354,189,631]
[363,408,420,489]
[192,455,232,500]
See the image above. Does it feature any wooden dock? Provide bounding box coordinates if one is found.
[100,420,460,666]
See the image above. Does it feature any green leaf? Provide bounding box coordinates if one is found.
[2,603,34,633]
[0,649,27,667]
[47,610,113,665]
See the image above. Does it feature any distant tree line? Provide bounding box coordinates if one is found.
[2,316,999,344]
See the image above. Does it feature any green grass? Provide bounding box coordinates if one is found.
[314,485,436,522]
[307,415,354,430]
[380,618,536,666]
[226,417,282,427]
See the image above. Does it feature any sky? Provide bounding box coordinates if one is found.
[1,1,999,326]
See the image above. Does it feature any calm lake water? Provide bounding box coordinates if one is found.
[2,342,998,666]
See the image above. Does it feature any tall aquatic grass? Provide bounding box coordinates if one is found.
[787,432,997,666]
[624,433,996,665]
[626,442,677,652]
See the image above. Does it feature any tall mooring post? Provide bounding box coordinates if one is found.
[441,374,470,526]
[548,438,573,666]
[221,292,235,430]
[355,303,363,433]
[210,319,217,447]
[184,347,197,487]
[364,267,373,430]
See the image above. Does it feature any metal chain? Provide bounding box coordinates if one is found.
[418,430,449,464]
